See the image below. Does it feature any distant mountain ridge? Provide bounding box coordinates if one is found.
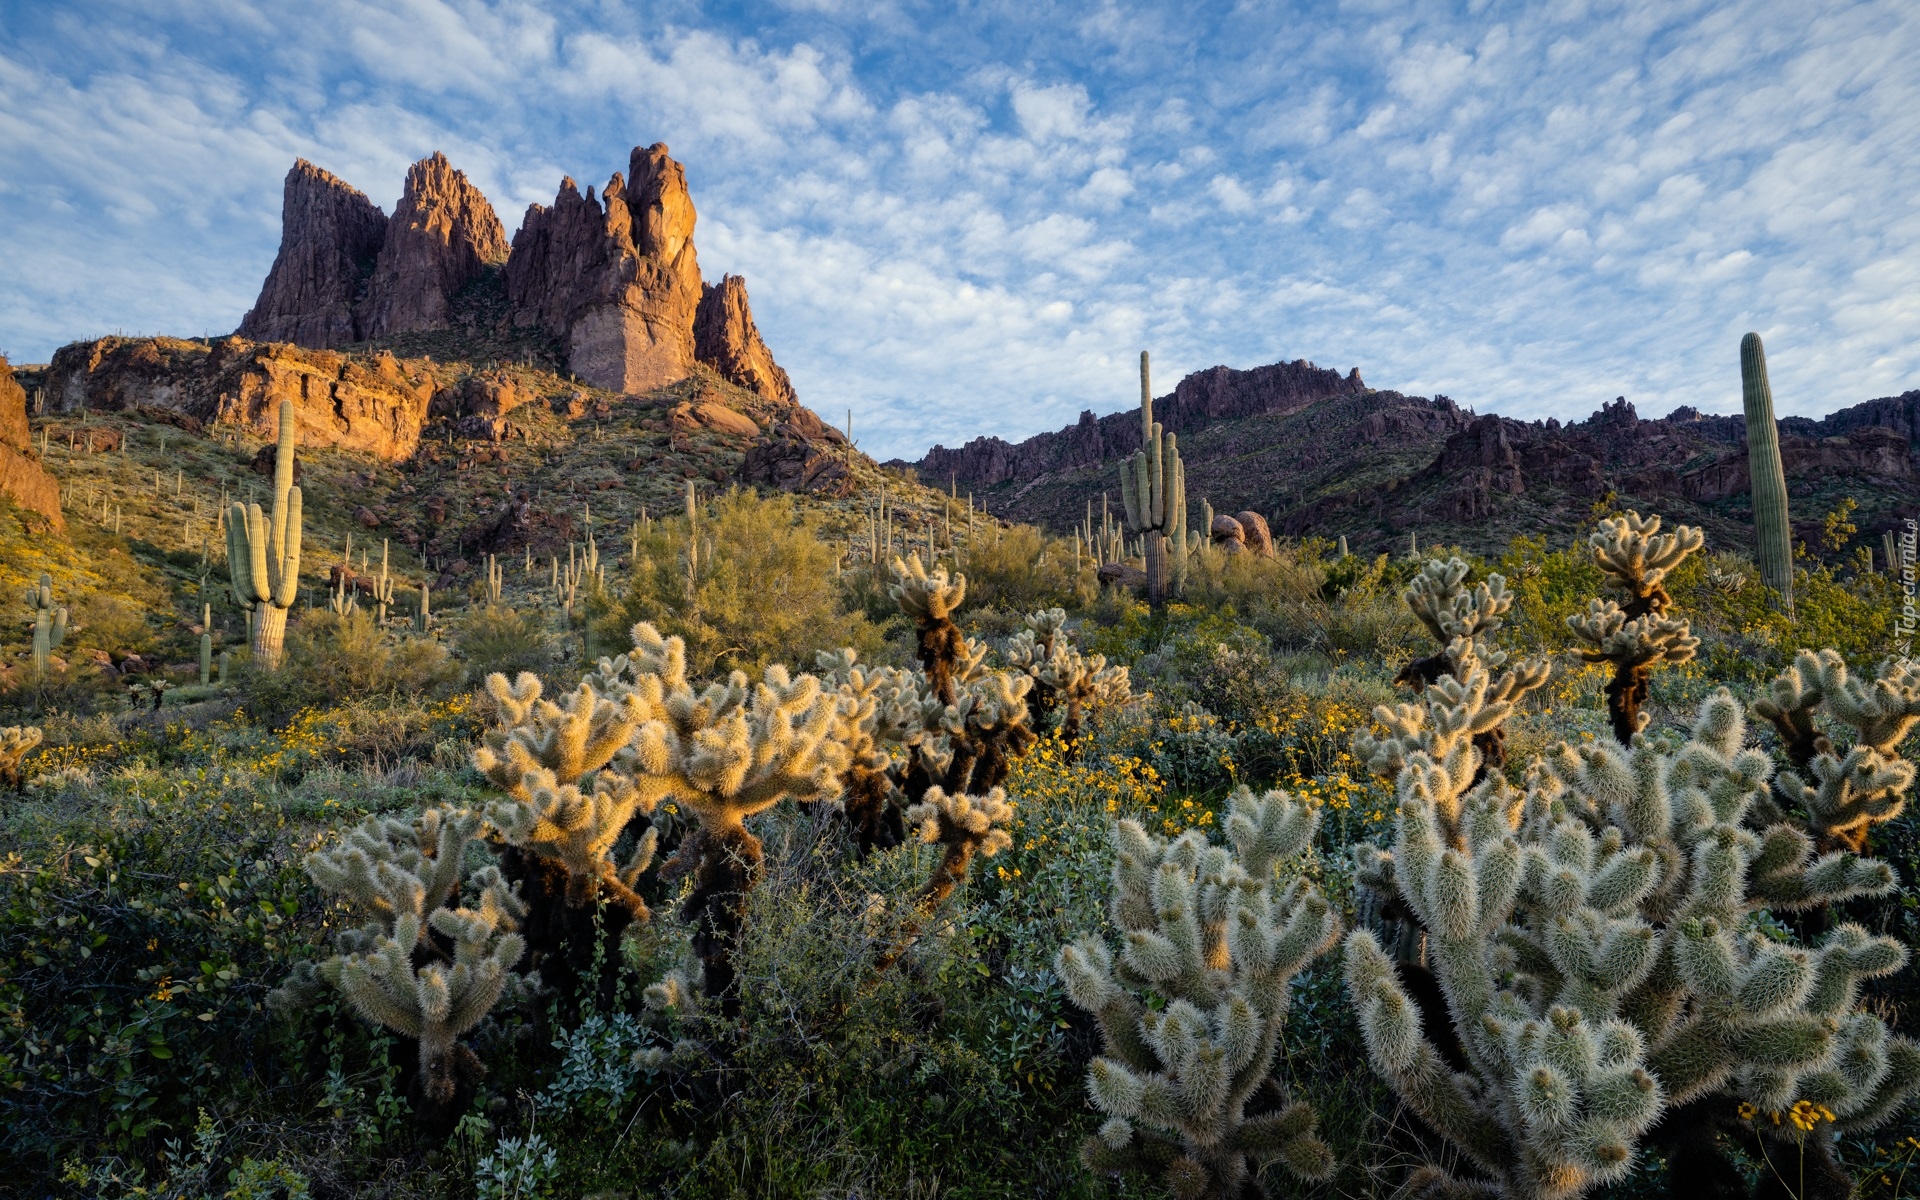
[905,358,1920,558]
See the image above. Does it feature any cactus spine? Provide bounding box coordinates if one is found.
[227,399,303,669]
[1116,352,1187,610]
[26,573,67,679]
[1740,333,1794,613]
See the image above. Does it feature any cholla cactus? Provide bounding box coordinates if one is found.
[1751,649,1919,852]
[0,725,44,789]
[610,621,849,997]
[891,553,968,704]
[1385,558,1550,779]
[1344,664,1919,1200]
[1566,512,1703,746]
[25,573,67,678]
[1057,788,1340,1199]
[905,785,1014,906]
[279,809,528,1111]
[228,399,304,670]
[1006,607,1132,746]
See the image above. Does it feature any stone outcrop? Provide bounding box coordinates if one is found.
[359,153,508,339]
[913,358,1367,489]
[46,336,434,461]
[0,355,63,530]
[694,274,797,405]
[506,144,704,394]
[238,161,388,348]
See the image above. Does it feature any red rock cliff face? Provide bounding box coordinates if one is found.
[694,274,797,404]
[0,355,63,530]
[46,336,434,461]
[506,143,704,393]
[238,161,389,348]
[360,153,509,339]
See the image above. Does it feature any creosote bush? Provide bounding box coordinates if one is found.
[240,609,466,721]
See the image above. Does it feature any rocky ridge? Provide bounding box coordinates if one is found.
[359,153,508,340]
[912,356,1920,558]
[0,355,64,530]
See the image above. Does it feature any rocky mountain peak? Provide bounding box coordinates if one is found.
[695,274,797,405]
[237,160,388,348]
[359,152,508,339]
[0,354,65,530]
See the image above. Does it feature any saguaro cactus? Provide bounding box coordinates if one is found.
[228,400,304,669]
[25,573,67,678]
[1740,333,1794,613]
[1118,352,1188,610]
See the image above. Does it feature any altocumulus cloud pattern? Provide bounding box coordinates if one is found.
[0,0,1915,460]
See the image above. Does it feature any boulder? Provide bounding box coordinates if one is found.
[360,153,508,339]
[1211,514,1245,550]
[237,160,389,348]
[671,400,759,438]
[694,274,797,404]
[461,371,527,420]
[1097,562,1148,589]
[1232,511,1274,557]
[0,355,63,530]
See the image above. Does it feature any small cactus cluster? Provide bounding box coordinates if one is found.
[1058,787,1340,1199]
[1565,511,1703,746]
[0,725,44,789]
[1004,607,1131,746]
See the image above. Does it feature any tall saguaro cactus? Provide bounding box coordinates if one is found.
[228,400,304,670]
[26,573,67,679]
[1740,333,1794,613]
[1118,351,1188,610]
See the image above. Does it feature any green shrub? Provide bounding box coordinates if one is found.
[454,605,553,682]
[603,488,890,674]
[239,611,465,721]
[953,522,1090,613]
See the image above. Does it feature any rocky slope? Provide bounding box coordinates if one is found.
[238,143,794,403]
[0,355,63,531]
[909,361,1920,558]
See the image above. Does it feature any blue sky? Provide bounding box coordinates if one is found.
[1,1,1916,461]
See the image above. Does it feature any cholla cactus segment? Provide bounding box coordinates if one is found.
[889,553,966,622]
[1565,512,1704,747]
[1058,787,1339,1199]
[1404,558,1512,646]
[904,785,1014,905]
[1006,608,1132,743]
[0,725,44,789]
[290,808,528,1102]
[474,671,647,796]
[1346,678,1917,1200]
[1587,512,1704,611]
[1752,650,1920,852]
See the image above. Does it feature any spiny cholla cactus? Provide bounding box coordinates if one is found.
[1387,558,1550,778]
[1344,670,1919,1200]
[1751,649,1919,853]
[25,573,67,678]
[1057,788,1340,1200]
[275,809,528,1111]
[891,553,968,704]
[613,621,849,997]
[906,785,1014,906]
[1566,512,1702,746]
[228,399,304,670]
[1005,607,1131,746]
[472,668,660,987]
[1,725,44,789]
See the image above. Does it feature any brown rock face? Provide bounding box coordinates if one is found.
[914,358,1368,489]
[47,336,434,461]
[238,161,389,348]
[360,153,508,339]
[0,356,64,530]
[507,144,704,393]
[694,275,797,404]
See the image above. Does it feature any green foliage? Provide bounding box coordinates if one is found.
[239,610,465,721]
[71,591,156,656]
[604,487,889,675]
[454,605,552,682]
[952,521,1089,614]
